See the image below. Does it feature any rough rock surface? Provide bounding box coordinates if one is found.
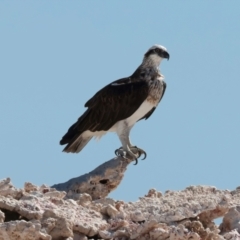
[1,178,240,240]
[51,155,134,200]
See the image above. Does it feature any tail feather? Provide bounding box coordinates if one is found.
[60,109,91,146]
[63,134,93,153]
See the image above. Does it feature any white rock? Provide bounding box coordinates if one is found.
[0,178,22,199]
[1,178,240,240]
[0,220,51,240]
[130,210,145,222]
[106,204,119,218]
[220,206,240,233]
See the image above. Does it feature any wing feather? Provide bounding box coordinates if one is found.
[60,77,149,145]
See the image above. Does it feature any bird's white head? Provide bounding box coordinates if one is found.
[143,44,170,66]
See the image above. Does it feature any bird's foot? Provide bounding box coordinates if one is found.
[115,148,138,164]
[130,146,147,160]
[115,146,147,165]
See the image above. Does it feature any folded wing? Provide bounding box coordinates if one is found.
[60,77,149,152]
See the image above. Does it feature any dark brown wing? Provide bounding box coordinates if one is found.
[60,77,149,145]
[139,81,166,121]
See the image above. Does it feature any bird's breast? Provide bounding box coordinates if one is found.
[147,77,164,104]
[124,99,155,127]
[108,99,154,135]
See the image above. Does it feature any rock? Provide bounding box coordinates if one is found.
[24,182,39,193]
[145,188,163,198]
[0,178,23,199]
[107,204,119,218]
[51,156,132,200]
[76,193,92,207]
[0,220,51,240]
[1,178,240,239]
[73,232,88,240]
[130,210,145,222]
[220,206,240,233]
[223,229,240,240]
[0,210,4,223]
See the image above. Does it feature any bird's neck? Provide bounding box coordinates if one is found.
[131,55,162,79]
[141,55,162,68]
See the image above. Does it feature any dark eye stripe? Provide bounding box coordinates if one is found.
[144,47,165,58]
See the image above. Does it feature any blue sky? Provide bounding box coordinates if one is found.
[1,1,240,201]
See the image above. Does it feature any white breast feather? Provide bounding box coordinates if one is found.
[111,99,155,137]
[124,100,154,127]
[83,100,154,140]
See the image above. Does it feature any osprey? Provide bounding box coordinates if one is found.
[60,45,169,164]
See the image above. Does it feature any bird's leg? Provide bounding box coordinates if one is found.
[115,129,148,165]
[115,127,140,165]
[127,137,147,160]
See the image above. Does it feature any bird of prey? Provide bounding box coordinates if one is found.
[60,44,169,164]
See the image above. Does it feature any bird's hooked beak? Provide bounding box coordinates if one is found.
[163,51,170,60]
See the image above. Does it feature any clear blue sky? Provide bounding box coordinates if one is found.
[1,1,240,201]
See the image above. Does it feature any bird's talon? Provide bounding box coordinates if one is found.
[115,148,128,159]
[115,149,119,156]
[130,146,147,161]
[141,152,147,160]
[133,159,138,165]
[115,146,146,165]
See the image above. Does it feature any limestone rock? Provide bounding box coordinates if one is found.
[51,156,133,200]
[0,220,51,240]
[0,210,4,223]
[1,178,240,239]
[223,230,240,240]
[220,206,240,233]
[0,178,22,199]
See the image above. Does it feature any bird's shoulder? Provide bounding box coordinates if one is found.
[85,76,149,108]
